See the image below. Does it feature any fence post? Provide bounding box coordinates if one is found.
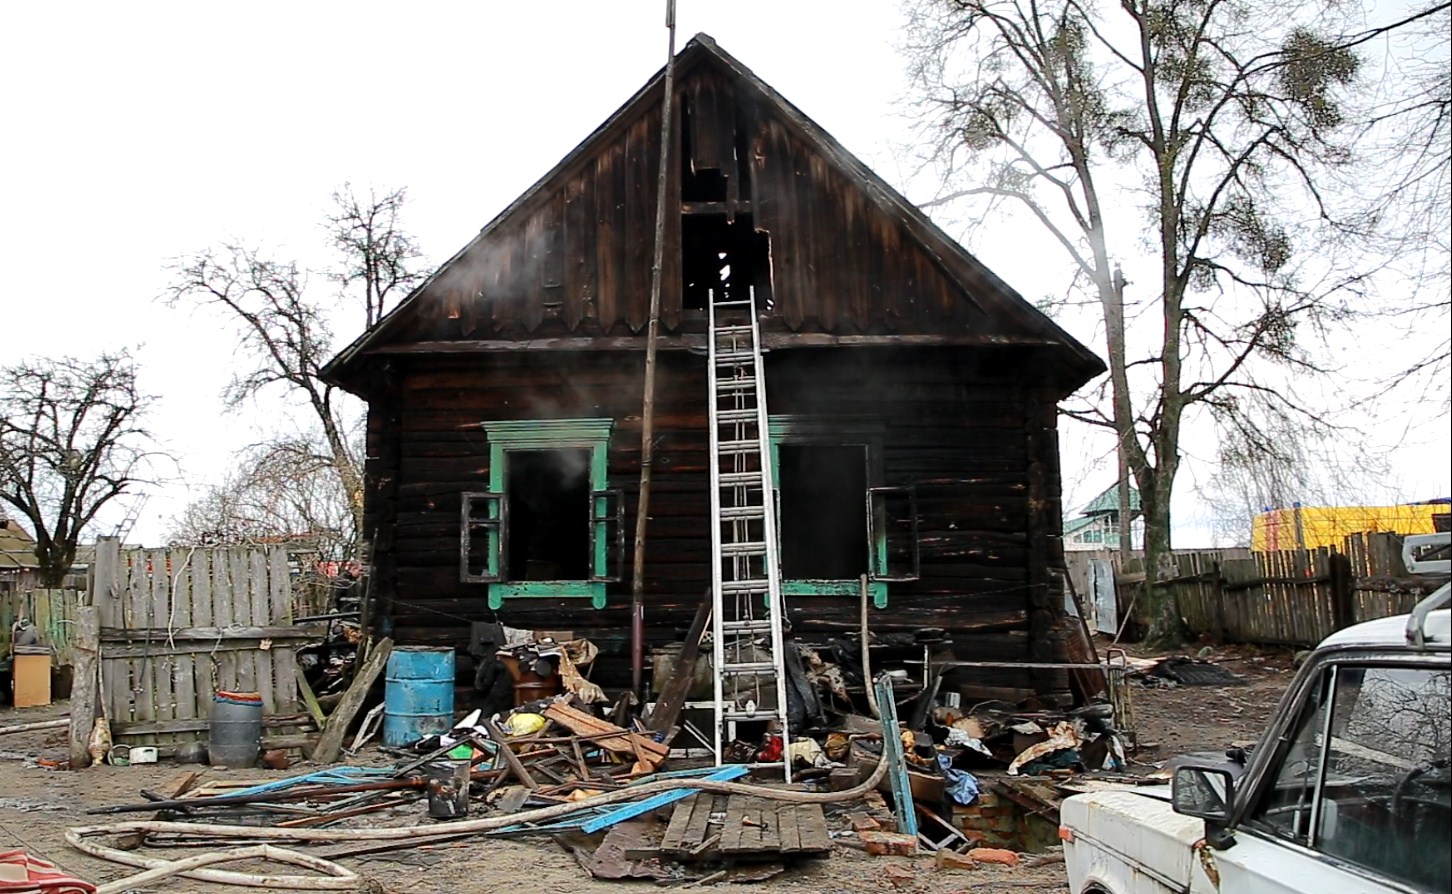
[1329,551,1354,630]
[68,606,100,769]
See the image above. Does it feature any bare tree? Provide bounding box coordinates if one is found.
[166,437,355,561]
[904,0,1368,644]
[327,184,423,329]
[1349,2,1451,401]
[164,186,422,556]
[0,353,154,584]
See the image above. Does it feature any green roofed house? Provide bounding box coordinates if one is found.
[1063,483,1141,551]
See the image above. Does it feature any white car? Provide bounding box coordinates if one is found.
[1062,534,1451,894]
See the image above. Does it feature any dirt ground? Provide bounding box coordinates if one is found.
[0,643,1296,894]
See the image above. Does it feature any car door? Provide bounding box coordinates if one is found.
[1217,658,1451,894]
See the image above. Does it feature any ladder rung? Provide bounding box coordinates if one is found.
[720,506,765,521]
[719,440,763,454]
[713,299,753,308]
[719,472,763,486]
[716,377,757,391]
[721,579,771,594]
[720,541,768,557]
[721,619,773,634]
[717,409,759,424]
[721,662,778,676]
[716,351,754,363]
[721,709,780,722]
[715,325,753,336]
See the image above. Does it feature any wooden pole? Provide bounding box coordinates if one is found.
[69,606,100,769]
[313,637,393,764]
[629,0,678,702]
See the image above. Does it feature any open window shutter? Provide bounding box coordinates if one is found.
[868,486,920,582]
[589,489,624,582]
[460,492,507,583]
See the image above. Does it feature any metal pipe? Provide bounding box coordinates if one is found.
[86,778,426,815]
[630,0,679,703]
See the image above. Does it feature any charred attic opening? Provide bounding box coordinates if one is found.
[679,91,771,312]
[506,449,590,581]
[681,213,772,311]
[778,444,869,580]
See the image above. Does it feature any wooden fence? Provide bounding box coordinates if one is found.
[90,540,321,748]
[1068,533,1443,648]
[1,588,83,667]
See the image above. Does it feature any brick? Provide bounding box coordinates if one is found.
[968,847,1020,868]
[860,831,919,857]
[934,849,978,872]
[883,865,917,887]
[848,813,882,832]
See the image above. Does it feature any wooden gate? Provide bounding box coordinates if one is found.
[90,539,319,748]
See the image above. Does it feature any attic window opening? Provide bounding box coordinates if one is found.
[506,449,591,581]
[681,213,773,311]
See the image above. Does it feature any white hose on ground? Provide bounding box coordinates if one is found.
[67,749,890,853]
[83,843,359,893]
[860,573,880,719]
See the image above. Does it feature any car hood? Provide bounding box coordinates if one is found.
[1063,789,1207,889]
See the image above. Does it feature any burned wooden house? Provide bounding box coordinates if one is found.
[322,35,1104,708]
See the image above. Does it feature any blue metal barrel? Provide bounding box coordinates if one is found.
[383,647,456,746]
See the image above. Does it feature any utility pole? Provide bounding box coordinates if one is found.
[630,0,678,703]
[1110,264,1132,560]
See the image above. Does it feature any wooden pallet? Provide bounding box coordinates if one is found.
[660,793,830,860]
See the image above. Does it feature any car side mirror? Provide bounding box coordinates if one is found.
[1172,764,1236,823]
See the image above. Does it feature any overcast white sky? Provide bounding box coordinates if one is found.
[3,1,1447,548]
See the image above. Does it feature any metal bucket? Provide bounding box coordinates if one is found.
[383,647,456,747]
[425,760,471,819]
[209,691,263,769]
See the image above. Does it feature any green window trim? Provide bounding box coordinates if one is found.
[463,418,615,609]
[768,417,895,609]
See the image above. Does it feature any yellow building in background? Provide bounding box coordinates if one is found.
[1252,502,1448,551]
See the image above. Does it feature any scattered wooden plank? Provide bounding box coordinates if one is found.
[295,666,327,729]
[795,802,832,854]
[777,803,801,853]
[684,793,718,850]
[660,793,699,854]
[644,595,711,734]
[312,637,392,764]
[542,702,669,766]
[483,718,539,791]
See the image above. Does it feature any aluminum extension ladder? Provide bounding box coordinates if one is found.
[706,286,790,779]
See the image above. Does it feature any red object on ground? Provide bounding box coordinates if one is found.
[0,850,96,894]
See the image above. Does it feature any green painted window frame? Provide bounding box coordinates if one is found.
[768,417,890,608]
[469,418,614,610]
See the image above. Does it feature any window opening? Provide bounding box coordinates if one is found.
[778,444,868,580]
[681,213,772,311]
[505,449,591,581]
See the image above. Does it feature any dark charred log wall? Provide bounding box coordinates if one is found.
[364,346,1074,705]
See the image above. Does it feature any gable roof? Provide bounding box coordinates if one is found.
[1080,482,1141,518]
[0,515,38,570]
[323,34,1104,392]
